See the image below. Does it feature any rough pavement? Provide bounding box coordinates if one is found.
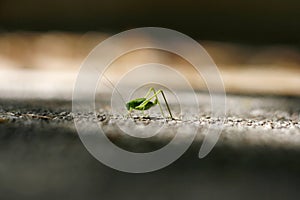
[0,93,300,200]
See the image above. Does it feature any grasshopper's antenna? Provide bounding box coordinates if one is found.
[102,74,127,105]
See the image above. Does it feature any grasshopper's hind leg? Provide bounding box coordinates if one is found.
[144,88,165,118]
[139,89,173,119]
[159,90,173,119]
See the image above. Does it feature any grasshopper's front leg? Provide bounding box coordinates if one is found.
[126,107,133,118]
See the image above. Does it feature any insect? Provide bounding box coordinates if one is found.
[126,87,174,119]
[102,75,173,119]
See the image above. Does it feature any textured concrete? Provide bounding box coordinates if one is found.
[0,94,300,199]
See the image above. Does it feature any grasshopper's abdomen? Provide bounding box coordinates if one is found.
[126,98,146,110]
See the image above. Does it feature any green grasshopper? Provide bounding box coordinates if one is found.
[126,87,174,119]
[103,75,173,119]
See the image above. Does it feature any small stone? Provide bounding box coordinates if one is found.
[0,118,8,123]
[59,112,67,116]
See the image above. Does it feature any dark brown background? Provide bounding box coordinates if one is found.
[1,0,300,45]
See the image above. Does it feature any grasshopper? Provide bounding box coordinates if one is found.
[103,75,173,119]
[126,87,173,119]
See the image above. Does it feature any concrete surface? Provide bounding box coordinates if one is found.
[0,93,300,199]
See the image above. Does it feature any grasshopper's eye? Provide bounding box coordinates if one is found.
[126,102,130,110]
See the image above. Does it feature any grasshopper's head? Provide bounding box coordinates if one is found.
[125,102,131,110]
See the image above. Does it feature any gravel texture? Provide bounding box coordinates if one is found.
[1,93,299,148]
[0,94,300,200]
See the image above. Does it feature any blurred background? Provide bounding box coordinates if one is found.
[0,0,300,98]
[1,1,300,200]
